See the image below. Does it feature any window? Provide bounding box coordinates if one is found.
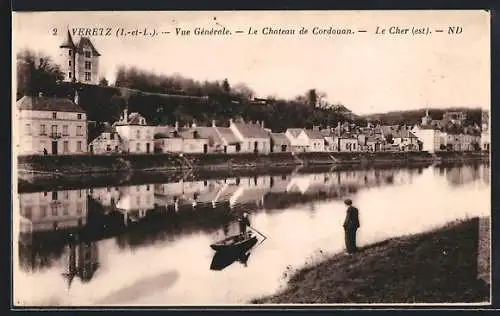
[52,112,57,119]
[63,141,69,153]
[69,50,72,56]
[76,203,83,215]
[51,205,58,216]
[40,124,46,135]
[77,114,82,120]
[136,130,141,139]
[63,205,69,216]
[106,144,111,151]
[85,61,91,69]
[76,126,83,136]
[85,72,91,81]
[24,206,32,218]
[136,142,141,152]
[84,51,91,58]
[52,191,58,200]
[62,125,69,136]
[68,72,72,79]
[77,141,82,152]
[110,133,115,140]
[25,123,31,135]
[69,60,72,67]
[40,205,47,218]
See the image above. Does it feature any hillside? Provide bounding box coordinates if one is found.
[363,108,484,126]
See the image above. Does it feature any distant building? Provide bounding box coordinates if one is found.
[411,125,442,153]
[269,132,291,152]
[113,109,154,154]
[442,111,467,126]
[481,110,490,152]
[285,128,309,152]
[59,30,101,85]
[88,123,122,154]
[16,93,87,155]
[229,119,271,153]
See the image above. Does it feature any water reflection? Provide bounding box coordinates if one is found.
[15,162,490,305]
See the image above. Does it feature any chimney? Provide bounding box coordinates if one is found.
[212,120,216,127]
[337,121,341,128]
[74,89,79,105]
[229,118,233,125]
[38,92,43,97]
[174,121,179,131]
[261,121,265,129]
[122,108,128,123]
[191,120,197,128]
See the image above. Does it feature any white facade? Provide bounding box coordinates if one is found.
[285,129,309,152]
[17,96,87,156]
[229,121,271,154]
[114,110,155,154]
[411,127,441,153]
[89,130,121,154]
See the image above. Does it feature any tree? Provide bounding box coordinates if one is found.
[99,77,109,86]
[16,49,63,98]
[306,89,318,107]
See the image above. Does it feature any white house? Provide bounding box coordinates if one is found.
[229,119,271,153]
[392,129,420,151]
[16,94,87,155]
[303,129,326,152]
[411,125,442,153]
[285,128,309,152]
[481,110,490,152]
[113,109,155,154]
[89,123,122,154]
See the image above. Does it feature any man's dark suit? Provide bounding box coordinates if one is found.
[343,206,360,253]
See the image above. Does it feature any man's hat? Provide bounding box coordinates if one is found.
[344,199,352,206]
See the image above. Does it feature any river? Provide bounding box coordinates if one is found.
[13,162,490,306]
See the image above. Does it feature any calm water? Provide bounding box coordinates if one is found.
[13,162,490,306]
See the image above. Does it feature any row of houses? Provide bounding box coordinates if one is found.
[15,94,490,156]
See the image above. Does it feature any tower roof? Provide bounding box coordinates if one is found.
[59,29,75,49]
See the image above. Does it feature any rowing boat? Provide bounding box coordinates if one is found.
[210,233,258,252]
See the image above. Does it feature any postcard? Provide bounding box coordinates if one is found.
[12,10,491,307]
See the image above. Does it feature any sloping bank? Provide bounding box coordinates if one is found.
[17,151,488,183]
[251,217,489,304]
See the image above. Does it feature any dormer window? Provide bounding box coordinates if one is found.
[69,50,72,56]
[140,118,145,125]
[84,51,91,58]
[52,112,57,119]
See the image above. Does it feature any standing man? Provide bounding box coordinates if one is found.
[238,212,251,235]
[343,199,360,254]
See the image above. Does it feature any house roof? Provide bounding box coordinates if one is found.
[179,128,209,140]
[76,37,101,56]
[303,129,324,140]
[393,130,419,138]
[232,122,269,138]
[216,127,240,145]
[17,95,85,113]
[286,128,304,138]
[193,127,223,144]
[270,133,291,145]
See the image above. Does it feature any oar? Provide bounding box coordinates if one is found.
[249,226,267,240]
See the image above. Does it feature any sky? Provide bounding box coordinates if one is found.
[12,10,490,115]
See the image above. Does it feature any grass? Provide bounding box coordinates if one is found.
[251,218,489,304]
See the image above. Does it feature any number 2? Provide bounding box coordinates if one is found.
[52,28,57,36]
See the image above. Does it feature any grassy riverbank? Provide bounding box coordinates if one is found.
[252,217,489,304]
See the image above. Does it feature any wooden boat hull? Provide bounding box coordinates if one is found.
[210,234,258,252]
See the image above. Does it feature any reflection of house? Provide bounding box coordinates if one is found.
[90,186,121,209]
[114,184,155,223]
[269,174,292,193]
[229,119,271,153]
[63,241,99,288]
[19,189,88,232]
[113,109,155,154]
[16,94,88,155]
[88,123,122,154]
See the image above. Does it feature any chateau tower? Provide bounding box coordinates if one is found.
[59,30,101,85]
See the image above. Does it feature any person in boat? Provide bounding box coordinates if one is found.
[238,212,251,236]
[343,199,360,254]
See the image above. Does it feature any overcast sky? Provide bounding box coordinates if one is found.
[12,10,490,115]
